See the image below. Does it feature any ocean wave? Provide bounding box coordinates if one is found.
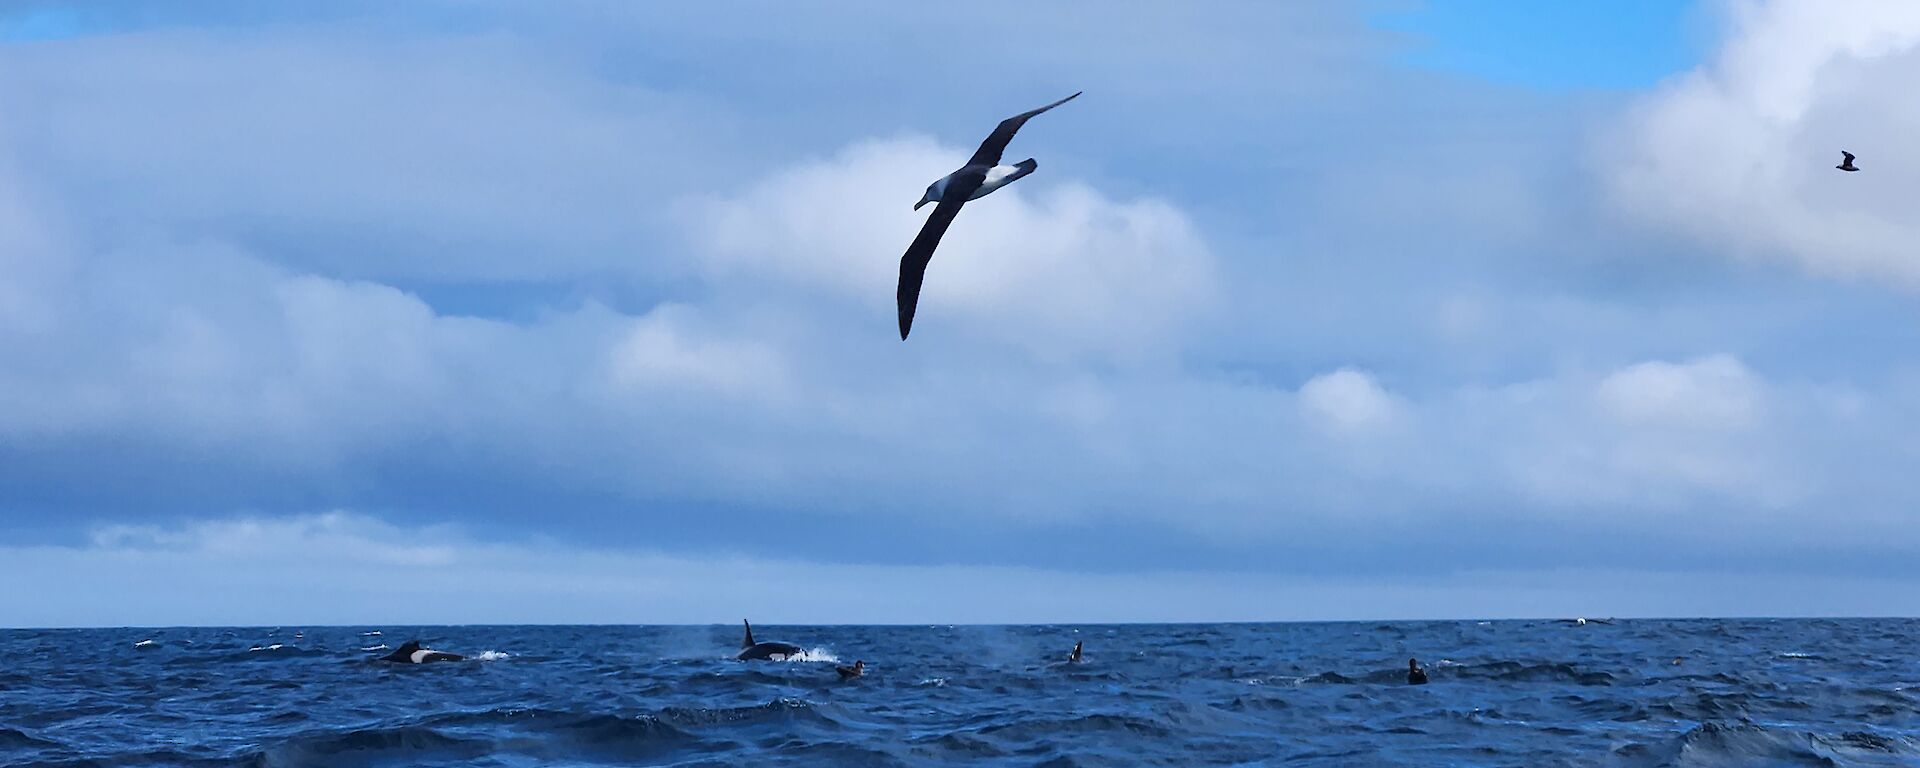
[0,726,61,750]
[1614,722,1917,767]
[1452,660,1616,686]
[253,724,496,766]
[475,650,511,661]
[658,698,832,729]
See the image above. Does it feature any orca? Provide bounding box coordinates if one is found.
[1069,640,1083,663]
[737,620,804,662]
[379,640,464,664]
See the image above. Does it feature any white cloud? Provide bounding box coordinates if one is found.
[1596,354,1762,429]
[609,303,787,401]
[0,29,736,282]
[1609,0,1920,283]
[1298,368,1398,434]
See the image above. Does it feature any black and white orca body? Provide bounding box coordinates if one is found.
[737,620,805,662]
[379,640,464,664]
[1069,640,1083,664]
[896,91,1081,339]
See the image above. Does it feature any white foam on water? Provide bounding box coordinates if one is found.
[789,648,840,663]
[361,644,388,651]
[918,677,948,687]
[248,643,285,652]
[133,639,156,648]
[475,650,511,661]
[361,631,381,636]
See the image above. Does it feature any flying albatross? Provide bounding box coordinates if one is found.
[895,91,1082,339]
[1837,151,1859,172]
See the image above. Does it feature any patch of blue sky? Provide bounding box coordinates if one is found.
[1373,1,1713,89]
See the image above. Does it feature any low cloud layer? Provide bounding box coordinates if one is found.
[7,512,1918,627]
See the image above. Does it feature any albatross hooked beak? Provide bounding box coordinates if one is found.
[914,195,931,211]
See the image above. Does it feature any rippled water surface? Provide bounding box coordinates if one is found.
[4,619,1919,766]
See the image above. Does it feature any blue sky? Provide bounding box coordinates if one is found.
[6,0,1920,626]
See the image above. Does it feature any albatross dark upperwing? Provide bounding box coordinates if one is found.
[966,91,1082,168]
[897,200,965,339]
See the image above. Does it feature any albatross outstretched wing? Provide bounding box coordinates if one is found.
[897,200,965,339]
[966,91,1082,168]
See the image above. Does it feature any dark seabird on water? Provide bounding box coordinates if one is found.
[1837,151,1859,172]
[895,91,1082,339]
[1407,658,1428,685]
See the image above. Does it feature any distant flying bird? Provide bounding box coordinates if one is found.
[895,91,1082,339]
[1837,151,1859,172]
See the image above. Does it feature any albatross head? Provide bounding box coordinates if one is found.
[915,178,947,210]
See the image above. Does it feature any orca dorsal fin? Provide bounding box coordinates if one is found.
[742,619,755,649]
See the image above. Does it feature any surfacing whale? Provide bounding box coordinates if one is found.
[737,620,804,662]
[379,640,464,664]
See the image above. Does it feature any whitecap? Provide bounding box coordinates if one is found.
[476,650,511,661]
[133,639,156,648]
[361,631,382,636]
[361,644,388,651]
[917,677,948,687]
[788,648,840,663]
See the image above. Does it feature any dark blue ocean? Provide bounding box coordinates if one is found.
[3,619,1918,767]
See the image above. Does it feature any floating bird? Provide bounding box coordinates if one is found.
[1837,151,1859,172]
[1407,658,1429,685]
[1069,640,1083,663]
[837,660,865,679]
[895,91,1082,339]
